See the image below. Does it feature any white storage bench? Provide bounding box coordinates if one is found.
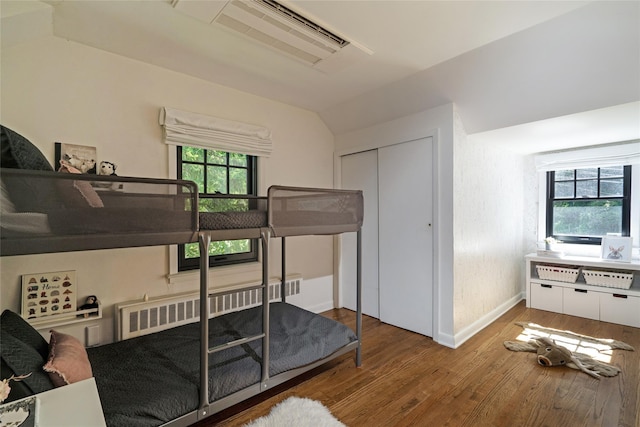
[525,254,640,328]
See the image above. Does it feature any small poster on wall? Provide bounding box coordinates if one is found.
[600,236,633,262]
[21,270,77,320]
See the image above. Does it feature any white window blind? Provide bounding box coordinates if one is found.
[159,107,272,157]
[535,140,640,171]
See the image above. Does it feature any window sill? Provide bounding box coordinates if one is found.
[167,261,263,287]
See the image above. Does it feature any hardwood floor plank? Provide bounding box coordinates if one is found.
[194,301,639,427]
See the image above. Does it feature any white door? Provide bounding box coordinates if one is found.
[340,137,434,336]
[340,150,379,317]
[378,138,433,336]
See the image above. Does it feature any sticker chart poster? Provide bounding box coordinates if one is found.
[21,271,77,320]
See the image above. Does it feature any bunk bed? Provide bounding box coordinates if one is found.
[0,131,364,426]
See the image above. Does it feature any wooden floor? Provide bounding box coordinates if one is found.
[195,301,640,427]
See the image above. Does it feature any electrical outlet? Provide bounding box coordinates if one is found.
[86,325,100,347]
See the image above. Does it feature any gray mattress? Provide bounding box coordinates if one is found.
[87,302,356,427]
[199,210,267,230]
[198,210,358,231]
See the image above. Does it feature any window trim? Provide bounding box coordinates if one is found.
[545,165,631,245]
[177,146,258,271]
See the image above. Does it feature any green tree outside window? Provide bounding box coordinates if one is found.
[178,146,257,270]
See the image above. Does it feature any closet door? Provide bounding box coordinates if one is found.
[340,150,379,318]
[378,137,433,336]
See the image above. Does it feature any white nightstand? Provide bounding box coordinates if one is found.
[34,378,105,427]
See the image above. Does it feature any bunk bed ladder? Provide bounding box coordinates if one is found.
[197,229,272,420]
[261,228,271,387]
[281,237,286,303]
[356,229,362,367]
[198,233,211,419]
[205,282,267,354]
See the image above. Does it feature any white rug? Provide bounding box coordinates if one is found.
[243,397,346,427]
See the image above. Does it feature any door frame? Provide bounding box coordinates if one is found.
[334,129,441,343]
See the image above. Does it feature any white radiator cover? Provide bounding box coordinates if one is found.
[116,275,302,341]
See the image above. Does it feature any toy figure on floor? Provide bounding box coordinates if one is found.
[504,336,622,379]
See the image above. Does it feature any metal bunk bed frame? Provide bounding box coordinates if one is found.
[0,169,363,426]
[189,226,363,424]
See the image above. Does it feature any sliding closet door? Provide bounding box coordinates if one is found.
[378,137,433,336]
[340,149,379,317]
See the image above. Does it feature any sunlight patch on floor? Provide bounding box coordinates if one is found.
[515,327,613,363]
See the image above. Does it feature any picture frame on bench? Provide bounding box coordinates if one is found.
[600,236,632,262]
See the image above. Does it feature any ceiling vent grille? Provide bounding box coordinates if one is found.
[172,0,372,73]
[252,0,348,48]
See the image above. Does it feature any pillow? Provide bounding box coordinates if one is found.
[0,310,54,398]
[0,330,55,395]
[0,180,16,213]
[58,163,104,208]
[0,310,49,360]
[0,125,53,171]
[0,358,32,402]
[43,330,93,387]
[0,125,63,213]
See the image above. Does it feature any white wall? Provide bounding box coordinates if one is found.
[0,35,336,343]
[451,108,525,346]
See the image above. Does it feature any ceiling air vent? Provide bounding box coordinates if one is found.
[249,0,348,47]
[171,0,372,73]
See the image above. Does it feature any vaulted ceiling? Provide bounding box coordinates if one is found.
[2,1,639,152]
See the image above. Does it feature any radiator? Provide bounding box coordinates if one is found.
[116,276,302,341]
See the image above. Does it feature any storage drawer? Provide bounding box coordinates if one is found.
[600,293,640,328]
[562,287,599,320]
[530,282,563,313]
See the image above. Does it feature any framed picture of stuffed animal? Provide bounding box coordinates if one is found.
[54,142,97,174]
[600,236,632,262]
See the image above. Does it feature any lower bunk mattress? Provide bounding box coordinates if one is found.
[87,302,356,427]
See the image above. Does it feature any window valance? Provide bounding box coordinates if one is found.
[159,107,272,157]
[534,140,640,171]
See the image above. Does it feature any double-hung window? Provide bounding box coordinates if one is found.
[159,107,271,272]
[178,146,257,271]
[546,165,631,244]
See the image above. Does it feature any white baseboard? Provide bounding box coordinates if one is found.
[439,292,525,349]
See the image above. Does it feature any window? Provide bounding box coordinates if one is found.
[546,165,631,244]
[178,146,257,271]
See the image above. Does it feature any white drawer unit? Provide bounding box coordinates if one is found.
[562,287,599,320]
[599,292,640,328]
[530,282,563,313]
[525,254,640,328]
